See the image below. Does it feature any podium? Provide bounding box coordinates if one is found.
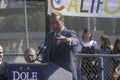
[43,63,72,80]
[8,63,72,80]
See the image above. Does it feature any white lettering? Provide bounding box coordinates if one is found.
[32,72,38,80]
[12,71,38,80]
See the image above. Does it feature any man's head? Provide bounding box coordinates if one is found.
[24,48,37,63]
[0,45,3,61]
[50,12,64,32]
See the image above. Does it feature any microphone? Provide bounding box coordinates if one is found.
[38,42,46,54]
[28,42,46,63]
[37,42,46,56]
[35,42,46,62]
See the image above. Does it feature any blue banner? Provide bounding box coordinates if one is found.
[8,64,43,80]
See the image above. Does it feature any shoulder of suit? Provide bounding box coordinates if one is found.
[63,28,76,33]
[2,61,8,65]
[47,31,53,34]
[0,61,8,68]
[46,31,54,37]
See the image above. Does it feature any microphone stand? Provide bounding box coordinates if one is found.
[32,42,46,63]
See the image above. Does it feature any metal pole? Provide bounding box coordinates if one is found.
[24,0,29,49]
[112,18,117,35]
[100,57,104,80]
[45,0,50,35]
[88,17,90,29]
[93,17,96,31]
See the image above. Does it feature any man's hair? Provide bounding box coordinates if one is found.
[50,12,64,20]
[24,48,36,56]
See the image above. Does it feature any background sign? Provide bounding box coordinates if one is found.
[48,0,120,18]
[8,64,43,80]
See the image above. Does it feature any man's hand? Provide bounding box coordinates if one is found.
[57,36,70,42]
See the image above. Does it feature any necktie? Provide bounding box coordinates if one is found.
[53,34,58,48]
[50,33,58,60]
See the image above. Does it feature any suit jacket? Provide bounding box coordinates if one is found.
[43,28,79,80]
[0,61,8,80]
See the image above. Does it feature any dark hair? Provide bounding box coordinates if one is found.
[50,12,64,21]
[113,37,120,54]
[82,28,93,40]
[100,35,111,51]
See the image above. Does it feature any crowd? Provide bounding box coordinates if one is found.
[0,12,120,80]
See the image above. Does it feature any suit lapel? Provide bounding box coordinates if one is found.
[0,62,4,71]
[47,32,55,61]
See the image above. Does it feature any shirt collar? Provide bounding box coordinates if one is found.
[56,26,65,36]
[0,60,2,64]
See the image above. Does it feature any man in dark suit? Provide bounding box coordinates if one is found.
[43,12,79,80]
[0,45,8,80]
